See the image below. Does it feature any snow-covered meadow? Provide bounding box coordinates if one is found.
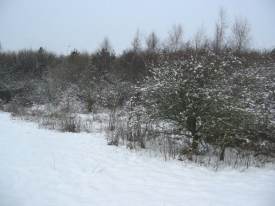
[0,112,275,206]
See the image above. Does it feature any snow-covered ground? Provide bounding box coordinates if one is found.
[0,112,275,206]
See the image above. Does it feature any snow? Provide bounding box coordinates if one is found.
[0,112,275,206]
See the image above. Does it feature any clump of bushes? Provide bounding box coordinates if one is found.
[60,115,81,133]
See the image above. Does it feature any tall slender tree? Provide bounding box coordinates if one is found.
[213,8,227,54]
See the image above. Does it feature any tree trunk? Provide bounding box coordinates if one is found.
[220,145,225,161]
[192,134,199,154]
[187,116,199,154]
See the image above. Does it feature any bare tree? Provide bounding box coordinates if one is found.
[131,30,142,52]
[165,24,184,52]
[213,8,227,53]
[193,25,208,51]
[146,32,159,53]
[230,17,251,52]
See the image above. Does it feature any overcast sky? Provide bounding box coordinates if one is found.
[0,0,275,54]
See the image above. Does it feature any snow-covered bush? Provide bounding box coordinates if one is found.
[136,51,275,160]
[57,85,85,113]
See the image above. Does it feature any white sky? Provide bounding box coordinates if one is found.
[0,0,275,54]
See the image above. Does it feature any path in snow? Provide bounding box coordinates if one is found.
[0,112,275,206]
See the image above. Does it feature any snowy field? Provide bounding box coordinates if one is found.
[0,112,275,206]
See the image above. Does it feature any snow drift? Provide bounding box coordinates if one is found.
[0,112,275,206]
